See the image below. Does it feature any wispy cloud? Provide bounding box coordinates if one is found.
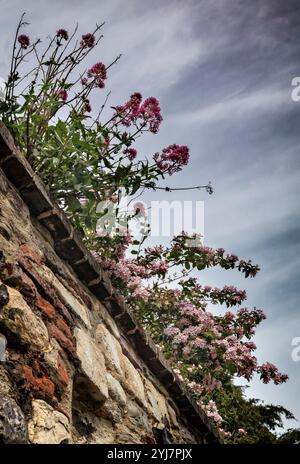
[169,85,292,126]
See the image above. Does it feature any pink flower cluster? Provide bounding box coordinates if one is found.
[87,62,107,88]
[115,93,163,133]
[139,97,163,133]
[102,254,151,301]
[133,201,146,217]
[80,33,95,48]
[201,400,223,425]
[84,99,92,113]
[57,29,69,41]
[18,34,30,49]
[238,428,247,435]
[58,89,68,102]
[149,260,168,275]
[220,339,258,380]
[153,144,190,175]
[163,293,287,391]
[116,92,142,126]
[123,147,137,161]
[258,362,289,385]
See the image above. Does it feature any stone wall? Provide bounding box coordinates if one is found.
[0,122,219,444]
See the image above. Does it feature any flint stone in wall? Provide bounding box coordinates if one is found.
[0,333,6,362]
[0,395,28,443]
[74,327,108,402]
[96,323,123,375]
[1,286,50,352]
[0,365,12,395]
[28,399,70,444]
[0,283,9,306]
[107,373,127,406]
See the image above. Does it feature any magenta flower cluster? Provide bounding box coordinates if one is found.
[116,93,163,134]
[84,99,92,113]
[58,89,68,102]
[80,33,95,48]
[123,147,137,161]
[153,144,190,175]
[81,62,107,92]
[87,62,107,88]
[18,34,30,49]
[57,29,69,41]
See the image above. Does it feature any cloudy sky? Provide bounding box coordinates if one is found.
[1,0,300,431]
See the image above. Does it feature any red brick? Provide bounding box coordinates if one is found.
[4,263,36,300]
[49,324,76,357]
[56,317,72,339]
[35,294,56,319]
[18,257,74,326]
[18,243,43,265]
[57,355,70,386]
[22,365,55,400]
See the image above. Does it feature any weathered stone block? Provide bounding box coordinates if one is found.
[1,286,50,352]
[74,327,108,403]
[95,323,123,375]
[28,399,70,444]
[0,333,7,362]
[4,263,37,300]
[73,255,101,284]
[0,396,28,444]
[115,309,137,333]
[121,356,145,405]
[144,378,170,423]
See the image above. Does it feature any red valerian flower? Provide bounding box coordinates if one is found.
[123,147,137,161]
[139,96,163,133]
[116,92,142,126]
[57,29,69,41]
[115,93,162,133]
[153,144,190,175]
[80,33,95,48]
[58,89,68,102]
[84,99,92,112]
[87,62,107,88]
[18,34,30,49]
